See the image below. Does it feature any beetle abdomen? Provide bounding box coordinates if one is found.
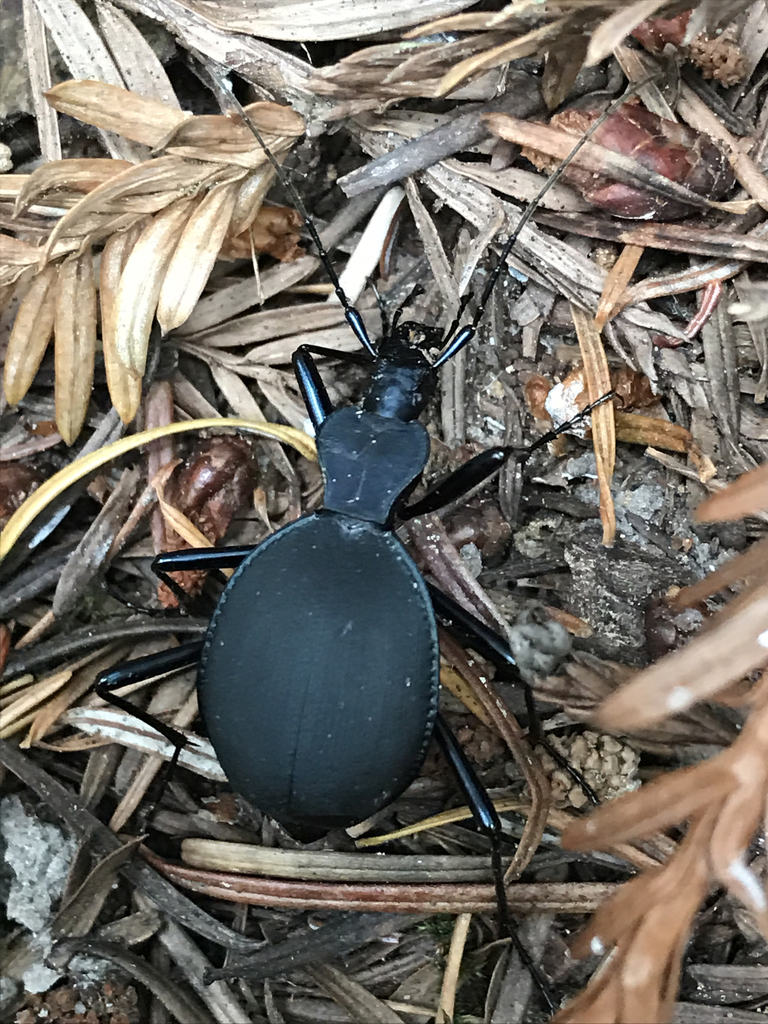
[198,512,439,832]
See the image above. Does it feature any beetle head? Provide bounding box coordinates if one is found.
[363,320,442,421]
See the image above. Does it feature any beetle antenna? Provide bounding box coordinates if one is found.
[391,283,425,331]
[201,62,377,358]
[434,74,660,368]
[519,390,615,462]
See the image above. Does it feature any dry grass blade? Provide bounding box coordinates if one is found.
[109,683,198,833]
[558,678,768,1019]
[597,584,768,730]
[32,0,124,88]
[570,305,616,545]
[23,0,62,162]
[179,0,477,41]
[306,963,406,1024]
[436,913,472,1024]
[21,647,128,748]
[54,252,97,445]
[554,813,713,1024]
[94,1,181,109]
[594,243,644,330]
[3,264,58,406]
[62,706,225,780]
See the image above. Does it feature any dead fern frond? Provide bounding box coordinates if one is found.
[1,81,305,441]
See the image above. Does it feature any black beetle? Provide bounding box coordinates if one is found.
[93,94,611,1010]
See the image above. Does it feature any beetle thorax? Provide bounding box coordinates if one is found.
[317,406,430,525]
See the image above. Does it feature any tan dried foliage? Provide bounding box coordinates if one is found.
[552,464,768,1022]
[1,81,305,440]
[309,1,752,109]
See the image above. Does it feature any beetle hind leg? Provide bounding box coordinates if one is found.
[429,584,599,807]
[435,714,558,1015]
[93,639,204,822]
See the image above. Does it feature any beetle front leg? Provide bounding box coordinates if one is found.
[400,392,615,519]
[293,346,335,430]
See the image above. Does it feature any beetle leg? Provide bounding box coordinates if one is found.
[434,714,558,1015]
[400,446,512,519]
[399,391,615,519]
[96,639,204,693]
[293,346,335,429]
[296,344,373,365]
[94,640,202,752]
[93,639,204,817]
[429,584,600,807]
[152,546,253,574]
[151,546,255,606]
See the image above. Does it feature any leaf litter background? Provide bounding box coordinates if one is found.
[3,0,768,1022]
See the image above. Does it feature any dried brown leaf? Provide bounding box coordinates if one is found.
[223,205,303,262]
[436,19,569,97]
[100,223,145,423]
[541,36,590,110]
[614,410,692,452]
[228,166,277,236]
[0,235,46,286]
[45,80,189,148]
[563,759,730,852]
[112,198,196,376]
[157,179,240,334]
[696,460,768,522]
[596,585,768,731]
[585,0,671,66]
[159,107,303,175]
[54,252,97,445]
[3,264,58,406]
[15,158,133,216]
[45,156,213,254]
